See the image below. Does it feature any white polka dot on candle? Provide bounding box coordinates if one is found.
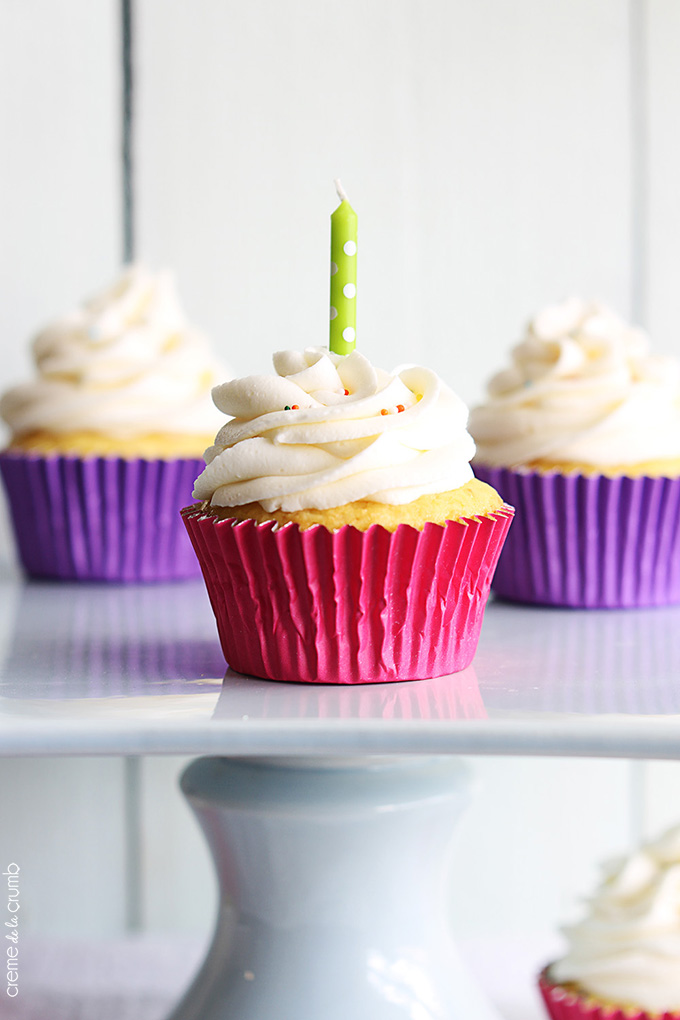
[343,327,355,342]
[343,241,357,256]
[330,306,338,320]
[343,283,356,299]
[330,262,338,276]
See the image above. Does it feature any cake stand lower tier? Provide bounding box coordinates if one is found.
[167,755,501,1020]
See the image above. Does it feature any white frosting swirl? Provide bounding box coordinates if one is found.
[1,265,227,438]
[469,297,680,468]
[193,347,475,511]
[552,825,680,1012]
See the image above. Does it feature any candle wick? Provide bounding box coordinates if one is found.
[334,178,349,203]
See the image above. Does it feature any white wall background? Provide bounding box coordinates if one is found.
[0,0,679,979]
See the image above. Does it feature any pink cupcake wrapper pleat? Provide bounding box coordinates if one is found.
[182,505,514,684]
[0,452,203,582]
[474,465,680,608]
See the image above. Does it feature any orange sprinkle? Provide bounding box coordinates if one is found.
[380,408,389,416]
[344,388,349,396]
[396,404,405,413]
[291,404,299,410]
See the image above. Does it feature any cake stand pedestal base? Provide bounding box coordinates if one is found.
[167,755,501,1020]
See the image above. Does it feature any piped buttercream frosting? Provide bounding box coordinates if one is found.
[552,824,680,1012]
[1,265,227,439]
[193,346,476,511]
[469,297,680,469]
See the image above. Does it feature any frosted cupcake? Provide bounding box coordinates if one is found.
[469,297,680,607]
[182,346,513,684]
[0,265,227,581]
[540,824,680,1020]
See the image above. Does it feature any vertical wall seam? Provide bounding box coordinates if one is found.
[121,0,141,934]
[124,756,143,932]
[629,0,649,326]
[628,0,650,846]
[122,0,135,264]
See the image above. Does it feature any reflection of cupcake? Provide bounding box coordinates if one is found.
[1,579,224,699]
[540,825,680,1020]
[215,664,487,720]
[0,266,227,581]
[183,347,513,684]
[479,602,680,716]
[470,298,680,607]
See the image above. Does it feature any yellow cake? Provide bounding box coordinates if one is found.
[7,429,216,460]
[519,455,680,479]
[198,477,504,532]
[8,429,215,460]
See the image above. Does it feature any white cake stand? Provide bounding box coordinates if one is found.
[2,574,680,1019]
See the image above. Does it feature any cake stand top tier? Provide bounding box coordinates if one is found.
[1,570,679,759]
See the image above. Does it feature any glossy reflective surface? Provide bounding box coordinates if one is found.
[1,571,680,757]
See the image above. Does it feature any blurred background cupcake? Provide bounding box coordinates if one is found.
[183,346,513,684]
[540,824,680,1020]
[470,298,680,608]
[0,265,228,581]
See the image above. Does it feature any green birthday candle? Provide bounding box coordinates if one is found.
[329,179,357,355]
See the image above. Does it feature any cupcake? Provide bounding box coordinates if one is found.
[0,265,227,581]
[469,297,680,607]
[540,824,680,1020]
[182,346,513,684]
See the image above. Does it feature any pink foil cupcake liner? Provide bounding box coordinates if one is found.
[0,452,203,582]
[538,968,679,1020]
[474,465,680,608]
[182,505,514,684]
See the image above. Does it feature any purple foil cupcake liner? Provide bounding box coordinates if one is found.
[0,452,203,582]
[475,464,680,608]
